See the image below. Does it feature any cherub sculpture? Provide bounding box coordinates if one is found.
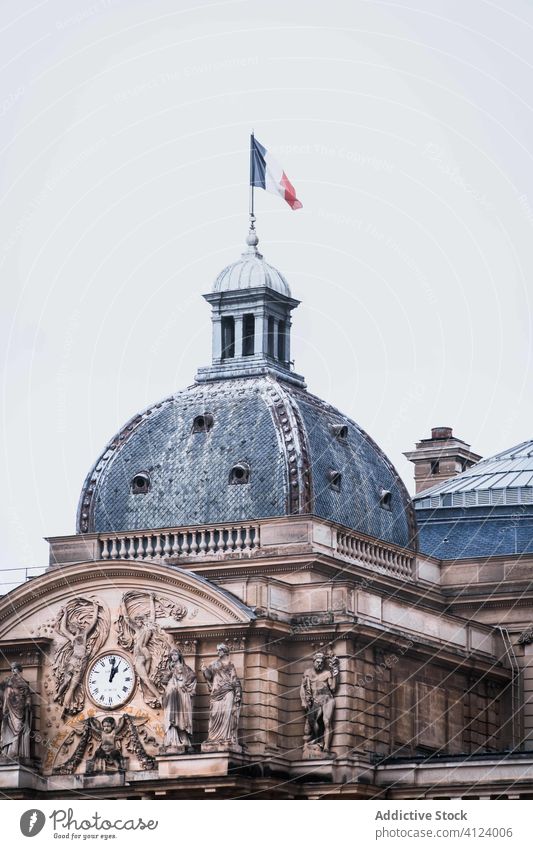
[53,713,156,775]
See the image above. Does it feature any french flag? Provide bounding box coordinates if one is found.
[250,136,303,210]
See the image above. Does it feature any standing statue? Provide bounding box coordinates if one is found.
[161,649,197,753]
[0,663,32,760]
[300,649,339,757]
[53,596,109,715]
[116,591,172,708]
[201,643,242,751]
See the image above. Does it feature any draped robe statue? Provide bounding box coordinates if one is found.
[0,663,32,761]
[161,649,197,753]
[201,644,242,751]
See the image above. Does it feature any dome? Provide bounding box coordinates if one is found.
[213,238,291,297]
[414,439,533,558]
[77,375,417,551]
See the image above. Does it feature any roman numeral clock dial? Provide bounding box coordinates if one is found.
[86,653,135,709]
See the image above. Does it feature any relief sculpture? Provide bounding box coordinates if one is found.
[53,714,156,775]
[115,591,177,708]
[53,597,109,715]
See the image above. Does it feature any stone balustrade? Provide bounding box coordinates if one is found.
[98,523,260,561]
[336,529,415,580]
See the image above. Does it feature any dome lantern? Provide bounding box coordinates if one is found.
[196,230,306,387]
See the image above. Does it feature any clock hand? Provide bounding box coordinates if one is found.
[110,661,121,682]
[108,657,117,683]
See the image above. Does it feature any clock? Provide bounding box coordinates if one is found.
[86,652,136,709]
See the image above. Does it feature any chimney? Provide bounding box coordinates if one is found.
[404,427,482,494]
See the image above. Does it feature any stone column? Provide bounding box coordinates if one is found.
[234,316,243,360]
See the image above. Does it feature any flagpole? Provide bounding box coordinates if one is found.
[249,130,255,232]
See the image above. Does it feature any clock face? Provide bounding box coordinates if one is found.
[86,653,136,709]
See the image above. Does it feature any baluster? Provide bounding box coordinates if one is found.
[190,532,199,556]
[243,526,251,553]
[110,537,119,559]
[154,535,163,558]
[100,539,110,560]
[199,529,207,556]
[118,537,127,559]
[208,529,216,556]
[163,534,171,557]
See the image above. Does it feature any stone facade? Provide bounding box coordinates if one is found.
[0,515,529,799]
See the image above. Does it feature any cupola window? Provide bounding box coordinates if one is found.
[131,472,150,494]
[221,316,235,359]
[328,470,342,491]
[278,320,287,362]
[192,414,214,433]
[380,488,392,510]
[267,317,275,358]
[242,314,255,357]
[229,463,250,485]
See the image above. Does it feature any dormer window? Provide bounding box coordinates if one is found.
[330,424,348,441]
[229,463,250,485]
[131,472,150,494]
[192,414,214,433]
[380,488,392,510]
[328,470,342,491]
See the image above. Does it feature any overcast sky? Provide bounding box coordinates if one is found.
[2,0,532,576]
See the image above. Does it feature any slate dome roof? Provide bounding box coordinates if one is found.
[77,375,417,551]
[212,236,291,296]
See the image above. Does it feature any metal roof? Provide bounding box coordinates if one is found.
[414,439,533,509]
